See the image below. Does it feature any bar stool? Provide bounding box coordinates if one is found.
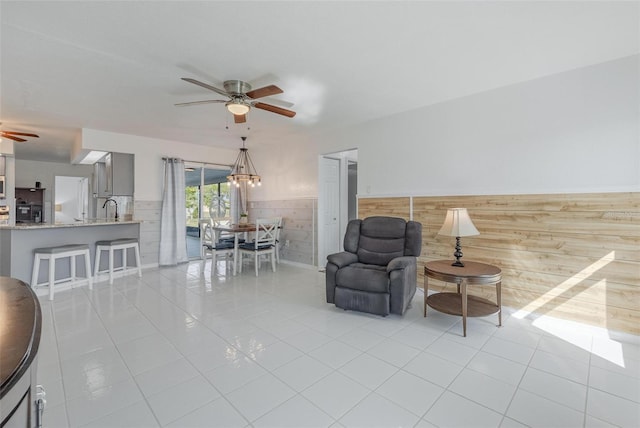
[94,238,142,284]
[31,244,93,300]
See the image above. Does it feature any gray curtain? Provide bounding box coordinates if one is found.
[159,158,188,265]
[230,182,244,223]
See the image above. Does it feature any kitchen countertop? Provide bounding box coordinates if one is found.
[0,219,141,229]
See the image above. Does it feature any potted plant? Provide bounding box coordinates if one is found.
[239,213,248,224]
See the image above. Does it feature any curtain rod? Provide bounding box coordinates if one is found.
[162,157,232,168]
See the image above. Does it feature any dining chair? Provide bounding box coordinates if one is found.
[238,217,280,276]
[213,217,245,245]
[199,218,213,259]
[199,218,234,274]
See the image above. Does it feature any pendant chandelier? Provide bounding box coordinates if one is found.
[227,136,261,187]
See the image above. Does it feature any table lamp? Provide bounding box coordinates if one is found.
[438,208,479,267]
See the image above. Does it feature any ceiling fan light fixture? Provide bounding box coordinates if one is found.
[226,101,250,116]
[179,78,296,119]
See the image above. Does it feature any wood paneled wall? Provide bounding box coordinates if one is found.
[358,197,411,220]
[359,192,640,334]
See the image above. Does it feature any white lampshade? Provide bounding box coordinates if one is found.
[226,101,250,115]
[438,208,479,237]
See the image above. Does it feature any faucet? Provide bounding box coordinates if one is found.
[103,198,119,221]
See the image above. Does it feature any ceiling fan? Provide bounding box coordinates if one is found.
[176,78,296,123]
[0,128,40,142]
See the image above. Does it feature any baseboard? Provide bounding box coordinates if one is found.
[280,260,318,270]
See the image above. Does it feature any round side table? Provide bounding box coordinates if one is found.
[424,260,502,337]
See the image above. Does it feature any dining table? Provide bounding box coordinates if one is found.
[211,223,256,275]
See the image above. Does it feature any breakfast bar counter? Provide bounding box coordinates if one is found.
[0,219,140,230]
[0,220,141,285]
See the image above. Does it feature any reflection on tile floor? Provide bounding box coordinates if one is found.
[37,262,640,427]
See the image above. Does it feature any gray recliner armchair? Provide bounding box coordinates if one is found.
[326,216,422,316]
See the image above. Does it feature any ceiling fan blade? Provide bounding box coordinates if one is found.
[246,85,283,99]
[260,97,294,108]
[181,78,229,97]
[234,114,247,124]
[253,102,296,118]
[1,131,39,138]
[1,134,27,142]
[174,100,227,107]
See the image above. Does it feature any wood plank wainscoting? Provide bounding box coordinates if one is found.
[359,193,639,335]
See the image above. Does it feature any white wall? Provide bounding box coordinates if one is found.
[257,55,639,200]
[245,133,319,202]
[15,160,93,191]
[355,55,639,196]
[79,129,238,201]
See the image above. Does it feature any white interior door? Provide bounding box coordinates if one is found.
[319,157,340,265]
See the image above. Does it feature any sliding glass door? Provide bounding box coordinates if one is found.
[185,163,232,259]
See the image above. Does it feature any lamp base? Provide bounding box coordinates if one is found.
[452,236,465,267]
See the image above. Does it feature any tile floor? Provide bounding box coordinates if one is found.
[37,261,640,427]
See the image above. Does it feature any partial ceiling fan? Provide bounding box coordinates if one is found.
[176,78,296,123]
[0,128,40,143]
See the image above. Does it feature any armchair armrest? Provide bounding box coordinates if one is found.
[386,256,416,273]
[327,252,358,268]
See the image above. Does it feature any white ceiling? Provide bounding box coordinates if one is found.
[1,1,638,163]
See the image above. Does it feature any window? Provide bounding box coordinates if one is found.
[185,164,232,259]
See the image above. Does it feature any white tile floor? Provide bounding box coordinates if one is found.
[37,261,640,427]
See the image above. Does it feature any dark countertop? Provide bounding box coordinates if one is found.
[0,277,42,399]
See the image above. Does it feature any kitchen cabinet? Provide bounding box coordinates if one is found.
[94,152,134,196]
[93,162,108,197]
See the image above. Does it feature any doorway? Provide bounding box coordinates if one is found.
[185,164,232,259]
[317,149,358,268]
[54,176,89,224]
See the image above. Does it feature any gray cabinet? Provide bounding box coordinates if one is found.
[94,153,134,196]
[94,161,108,197]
